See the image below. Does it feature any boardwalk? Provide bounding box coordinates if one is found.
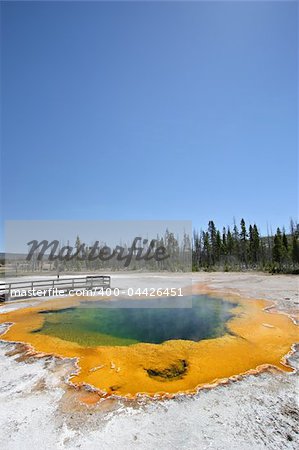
[0,275,111,301]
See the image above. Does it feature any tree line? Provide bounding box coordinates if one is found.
[24,229,192,273]
[192,218,299,273]
[5,219,299,275]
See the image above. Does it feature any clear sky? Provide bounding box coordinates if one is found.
[1,1,298,249]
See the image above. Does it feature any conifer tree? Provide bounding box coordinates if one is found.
[240,218,248,267]
[272,228,284,267]
[208,221,217,264]
[203,231,211,267]
[216,230,222,262]
[226,227,234,256]
[249,225,254,263]
[282,231,288,252]
[232,220,240,262]
[222,227,227,255]
[252,225,260,264]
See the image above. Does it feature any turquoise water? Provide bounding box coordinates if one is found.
[34,296,236,347]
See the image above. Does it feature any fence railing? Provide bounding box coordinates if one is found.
[0,275,111,301]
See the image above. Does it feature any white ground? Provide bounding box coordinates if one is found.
[0,272,298,450]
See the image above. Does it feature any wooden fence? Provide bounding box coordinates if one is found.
[0,275,111,301]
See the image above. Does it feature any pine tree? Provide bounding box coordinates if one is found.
[249,225,254,264]
[222,227,227,255]
[227,227,234,256]
[252,225,260,264]
[216,230,222,263]
[272,228,284,267]
[232,220,240,263]
[208,221,217,265]
[248,224,260,265]
[281,230,291,265]
[203,231,211,268]
[240,218,248,267]
[193,230,201,270]
[282,231,288,252]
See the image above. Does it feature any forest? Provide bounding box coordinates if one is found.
[6,219,299,275]
[192,218,299,274]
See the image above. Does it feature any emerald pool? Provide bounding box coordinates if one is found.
[33,296,237,347]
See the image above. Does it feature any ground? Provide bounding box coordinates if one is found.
[0,272,298,449]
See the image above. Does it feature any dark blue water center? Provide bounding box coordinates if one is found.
[34,296,237,346]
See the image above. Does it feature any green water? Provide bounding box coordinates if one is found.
[33,296,236,347]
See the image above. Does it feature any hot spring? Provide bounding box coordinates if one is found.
[33,295,236,347]
[1,290,297,398]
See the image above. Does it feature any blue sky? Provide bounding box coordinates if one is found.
[1,1,298,248]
